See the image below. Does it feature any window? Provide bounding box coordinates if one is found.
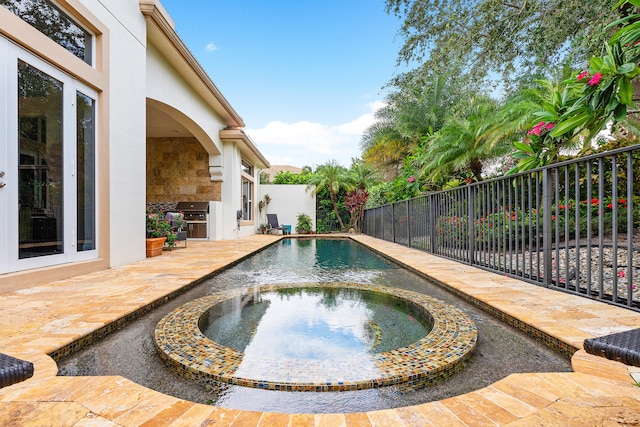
[241,159,253,175]
[1,0,93,64]
[76,91,95,251]
[241,159,254,222]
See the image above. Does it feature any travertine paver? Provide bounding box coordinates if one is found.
[0,234,639,426]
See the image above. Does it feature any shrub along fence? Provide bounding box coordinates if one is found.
[364,144,640,311]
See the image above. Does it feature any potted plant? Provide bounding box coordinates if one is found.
[165,212,186,248]
[257,194,271,234]
[296,212,313,234]
[146,211,171,257]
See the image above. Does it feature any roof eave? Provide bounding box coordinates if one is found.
[139,0,245,128]
[219,128,271,169]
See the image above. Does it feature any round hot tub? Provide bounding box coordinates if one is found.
[154,282,477,392]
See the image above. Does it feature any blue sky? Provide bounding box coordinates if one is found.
[159,0,410,169]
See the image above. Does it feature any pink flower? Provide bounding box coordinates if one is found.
[527,121,547,136]
[577,70,589,81]
[407,176,415,183]
[588,73,603,86]
[617,270,626,278]
[545,122,554,130]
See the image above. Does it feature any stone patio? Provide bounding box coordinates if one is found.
[1,234,640,426]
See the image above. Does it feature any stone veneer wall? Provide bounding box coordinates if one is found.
[146,137,221,211]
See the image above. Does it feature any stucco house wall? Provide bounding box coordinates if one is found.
[102,1,149,268]
[0,0,270,291]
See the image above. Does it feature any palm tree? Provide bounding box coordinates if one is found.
[361,72,461,179]
[361,105,411,179]
[349,161,377,190]
[419,95,509,183]
[306,160,353,231]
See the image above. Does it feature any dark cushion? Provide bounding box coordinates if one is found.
[584,328,640,367]
[0,353,34,388]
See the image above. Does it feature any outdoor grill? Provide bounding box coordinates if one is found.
[175,201,209,239]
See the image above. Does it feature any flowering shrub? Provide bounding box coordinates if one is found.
[345,189,368,232]
[510,80,576,173]
[146,211,179,247]
[551,33,640,140]
[435,194,639,250]
[511,7,640,174]
[527,121,555,137]
[554,196,636,237]
[436,214,468,247]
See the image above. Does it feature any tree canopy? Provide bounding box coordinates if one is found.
[385,0,620,90]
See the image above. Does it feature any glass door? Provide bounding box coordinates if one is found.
[17,59,65,259]
[0,38,97,274]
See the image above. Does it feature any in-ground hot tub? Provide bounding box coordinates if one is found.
[155,282,477,392]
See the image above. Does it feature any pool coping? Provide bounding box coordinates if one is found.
[154,282,477,392]
[1,234,640,426]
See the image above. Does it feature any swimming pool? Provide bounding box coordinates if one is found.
[58,238,571,413]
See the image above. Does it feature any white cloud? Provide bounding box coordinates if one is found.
[246,101,384,169]
[205,42,218,52]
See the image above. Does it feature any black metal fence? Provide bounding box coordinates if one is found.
[316,209,346,233]
[364,144,640,311]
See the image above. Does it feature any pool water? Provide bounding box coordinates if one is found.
[57,238,572,414]
[238,238,393,283]
[199,287,432,357]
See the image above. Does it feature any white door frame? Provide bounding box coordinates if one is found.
[0,37,98,274]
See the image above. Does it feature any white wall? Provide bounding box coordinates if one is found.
[259,185,316,232]
[88,1,149,267]
[221,141,240,239]
[146,44,223,156]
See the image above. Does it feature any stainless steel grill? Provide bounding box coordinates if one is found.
[175,202,209,239]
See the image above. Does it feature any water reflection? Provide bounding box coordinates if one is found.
[235,239,392,285]
[201,287,431,361]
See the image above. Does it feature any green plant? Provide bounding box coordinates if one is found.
[257,194,271,230]
[345,189,368,232]
[146,211,176,246]
[296,212,313,234]
[172,213,185,231]
[306,160,353,231]
[272,171,312,184]
[511,5,640,174]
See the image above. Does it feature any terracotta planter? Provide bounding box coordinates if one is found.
[146,237,167,257]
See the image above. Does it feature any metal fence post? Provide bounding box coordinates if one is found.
[542,168,553,287]
[378,206,382,238]
[430,194,436,253]
[468,185,475,265]
[391,203,396,243]
[406,199,411,247]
